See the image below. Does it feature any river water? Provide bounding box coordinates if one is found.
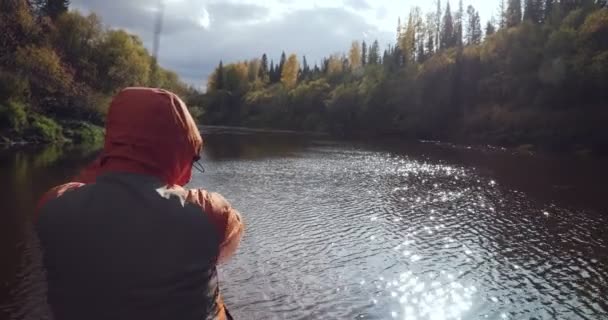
[1,127,607,320]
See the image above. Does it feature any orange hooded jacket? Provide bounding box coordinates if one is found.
[36,88,243,320]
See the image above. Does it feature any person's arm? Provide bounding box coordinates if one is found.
[36,182,85,220]
[187,190,244,263]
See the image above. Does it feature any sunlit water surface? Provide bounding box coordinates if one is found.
[1,128,607,319]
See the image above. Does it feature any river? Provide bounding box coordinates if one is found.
[1,127,607,319]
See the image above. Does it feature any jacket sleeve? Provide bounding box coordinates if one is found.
[187,190,244,264]
[36,182,85,220]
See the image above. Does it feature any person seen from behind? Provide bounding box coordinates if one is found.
[35,87,243,320]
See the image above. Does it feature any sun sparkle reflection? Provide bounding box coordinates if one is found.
[380,269,475,320]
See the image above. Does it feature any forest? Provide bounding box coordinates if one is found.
[202,0,608,154]
[0,0,196,145]
[1,0,607,153]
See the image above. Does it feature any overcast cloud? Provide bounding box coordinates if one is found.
[70,0,496,89]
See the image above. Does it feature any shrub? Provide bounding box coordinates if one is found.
[62,121,104,145]
[0,101,28,132]
[29,114,63,142]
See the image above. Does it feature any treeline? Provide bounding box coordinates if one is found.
[201,0,608,154]
[0,0,195,144]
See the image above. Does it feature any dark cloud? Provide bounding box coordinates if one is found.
[344,0,370,11]
[70,1,392,88]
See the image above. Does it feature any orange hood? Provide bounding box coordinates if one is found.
[77,87,203,186]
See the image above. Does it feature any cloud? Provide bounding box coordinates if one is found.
[344,0,370,10]
[376,6,388,20]
[206,2,270,25]
[70,0,392,89]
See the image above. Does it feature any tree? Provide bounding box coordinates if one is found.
[96,30,151,93]
[486,19,497,36]
[524,0,543,23]
[466,5,483,45]
[369,40,380,64]
[281,54,299,89]
[349,41,362,69]
[441,1,456,48]
[247,59,260,83]
[269,60,276,83]
[44,0,70,19]
[499,0,507,28]
[397,17,403,44]
[399,9,418,64]
[466,5,476,44]
[278,51,286,79]
[436,0,442,49]
[455,0,464,46]
[301,55,310,80]
[472,12,482,44]
[544,0,554,23]
[326,54,344,75]
[361,40,368,66]
[507,0,522,27]
[216,61,224,90]
[259,53,269,82]
[426,12,436,55]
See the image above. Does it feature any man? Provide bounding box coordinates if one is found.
[36,87,243,320]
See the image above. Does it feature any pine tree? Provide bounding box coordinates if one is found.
[441,1,456,48]
[269,60,276,83]
[369,40,380,65]
[455,0,464,46]
[506,0,522,28]
[302,55,310,79]
[278,51,286,78]
[486,18,497,36]
[436,0,442,50]
[397,17,403,44]
[466,5,476,45]
[426,31,435,56]
[523,0,542,23]
[472,12,482,44]
[361,40,368,66]
[399,9,417,64]
[544,0,553,21]
[258,53,268,81]
[499,0,507,29]
[30,0,46,16]
[216,60,224,90]
[426,12,436,54]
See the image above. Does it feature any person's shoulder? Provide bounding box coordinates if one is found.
[184,189,232,214]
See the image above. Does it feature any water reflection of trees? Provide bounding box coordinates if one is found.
[0,143,101,221]
[203,133,312,161]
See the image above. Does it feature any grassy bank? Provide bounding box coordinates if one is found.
[0,101,104,146]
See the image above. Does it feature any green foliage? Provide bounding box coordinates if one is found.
[0,101,28,133]
[62,121,104,145]
[0,70,30,102]
[15,45,73,96]
[0,4,190,144]
[29,113,63,142]
[579,8,608,50]
[96,30,151,92]
[199,4,608,153]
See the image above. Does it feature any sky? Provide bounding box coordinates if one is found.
[70,0,498,89]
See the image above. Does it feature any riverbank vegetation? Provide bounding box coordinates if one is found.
[0,0,195,146]
[201,0,608,154]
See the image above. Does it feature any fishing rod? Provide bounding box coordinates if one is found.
[153,0,165,60]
